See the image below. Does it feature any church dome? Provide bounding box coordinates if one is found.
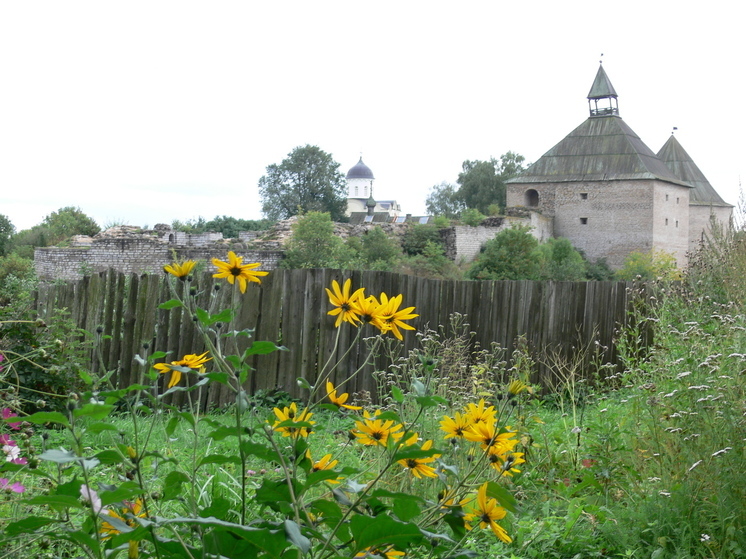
[346,157,375,180]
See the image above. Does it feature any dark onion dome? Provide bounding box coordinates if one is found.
[346,157,375,180]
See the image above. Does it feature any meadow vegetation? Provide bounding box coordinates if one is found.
[0,222,744,558]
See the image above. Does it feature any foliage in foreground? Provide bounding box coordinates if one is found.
[0,256,526,559]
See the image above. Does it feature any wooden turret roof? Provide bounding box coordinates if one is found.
[657,135,732,207]
[508,116,692,186]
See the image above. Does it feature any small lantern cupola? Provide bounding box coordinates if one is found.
[587,63,619,117]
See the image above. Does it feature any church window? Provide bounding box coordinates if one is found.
[675,220,679,227]
[676,197,680,204]
[580,193,588,200]
[665,218,669,226]
[355,186,358,196]
[666,194,669,201]
[580,217,588,225]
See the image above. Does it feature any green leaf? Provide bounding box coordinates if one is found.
[166,416,179,437]
[331,487,353,507]
[208,425,243,441]
[284,520,311,554]
[73,402,115,420]
[198,454,241,468]
[297,377,312,391]
[99,481,143,506]
[94,449,125,465]
[39,448,79,464]
[244,340,286,357]
[309,498,343,521]
[159,299,183,310]
[203,372,230,385]
[350,514,422,552]
[255,479,297,514]
[391,386,404,403]
[162,471,191,502]
[392,446,442,461]
[486,481,517,513]
[414,395,448,408]
[86,422,120,434]
[4,516,60,536]
[411,379,426,397]
[24,495,85,510]
[393,498,421,522]
[22,411,70,428]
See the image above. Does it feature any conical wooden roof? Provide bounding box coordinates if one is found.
[657,135,732,207]
[509,116,691,186]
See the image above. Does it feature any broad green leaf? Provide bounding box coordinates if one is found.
[24,495,84,510]
[393,446,442,461]
[411,379,426,397]
[158,299,183,310]
[244,340,286,357]
[86,422,120,434]
[22,411,70,427]
[208,425,243,441]
[284,519,311,554]
[73,402,115,420]
[162,471,191,502]
[165,416,179,437]
[415,395,448,408]
[4,516,60,536]
[297,377,312,391]
[94,449,125,465]
[391,386,404,403]
[198,454,241,468]
[350,514,422,552]
[99,481,143,506]
[486,480,517,513]
[203,372,230,385]
[309,498,343,521]
[39,448,79,464]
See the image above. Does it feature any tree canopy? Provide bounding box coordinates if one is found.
[455,152,526,214]
[10,207,100,258]
[0,214,15,257]
[425,182,464,218]
[258,145,348,222]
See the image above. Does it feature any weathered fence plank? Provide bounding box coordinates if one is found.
[34,269,644,404]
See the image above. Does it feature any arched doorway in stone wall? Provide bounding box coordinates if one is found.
[525,189,539,207]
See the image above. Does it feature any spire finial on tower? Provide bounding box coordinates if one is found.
[672,126,678,135]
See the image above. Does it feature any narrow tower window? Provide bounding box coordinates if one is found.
[580,217,588,225]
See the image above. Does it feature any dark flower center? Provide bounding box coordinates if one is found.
[229,266,242,276]
[406,459,419,469]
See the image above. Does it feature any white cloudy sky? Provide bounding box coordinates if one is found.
[1,1,743,231]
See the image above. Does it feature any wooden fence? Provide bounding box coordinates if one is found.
[34,269,646,407]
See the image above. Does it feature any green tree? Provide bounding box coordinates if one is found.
[401,224,445,256]
[467,224,540,280]
[455,152,526,214]
[357,226,402,271]
[425,182,463,218]
[0,214,15,257]
[172,216,274,238]
[43,206,100,243]
[615,249,681,281]
[401,241,463,280]
[280,212,354,269]
[535,237,587,281]
[259,145,348,222]
[460,208,486,226]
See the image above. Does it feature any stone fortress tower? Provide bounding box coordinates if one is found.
[506,63,732,269]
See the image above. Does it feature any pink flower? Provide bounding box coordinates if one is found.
[80,484,108,514]
[0,434,12,445]
[2,408,21,430]
[0,477,25,493]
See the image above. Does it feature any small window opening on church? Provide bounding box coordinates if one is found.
[355,186,358,196]
[676,197,680,204]
[665,218,669,226]
[666,194,669,201]
[580,193,588,200]
[676,220,679,227]
[580,217,588,225]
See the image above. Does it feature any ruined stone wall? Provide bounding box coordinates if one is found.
[442,213,554,263]
[689,205,733,252]
[34,238,283,281]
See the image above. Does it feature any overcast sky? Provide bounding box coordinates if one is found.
[1,1,743,232]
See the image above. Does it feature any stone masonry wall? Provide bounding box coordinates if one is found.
[35,238,284,281]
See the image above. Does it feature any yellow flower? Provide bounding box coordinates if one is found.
[271,402,314,438]
[440,412,471,439]
[326,279,365,327]
[464,421,519,457]
[377,293,418,341]
[326,381,362,410]
[153,351,211,388]
[464,399,496,425]
[463,483,511,543]
[307,450,342,484]
[212,251,268,293]
[163,260,196,280]
[101,498,148,557]
[507,379,532,396]
[354,410,403,447]
[354,546,405,559]
[350,294,386,331]
[397,439,441,479]
[492,451,526,477]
